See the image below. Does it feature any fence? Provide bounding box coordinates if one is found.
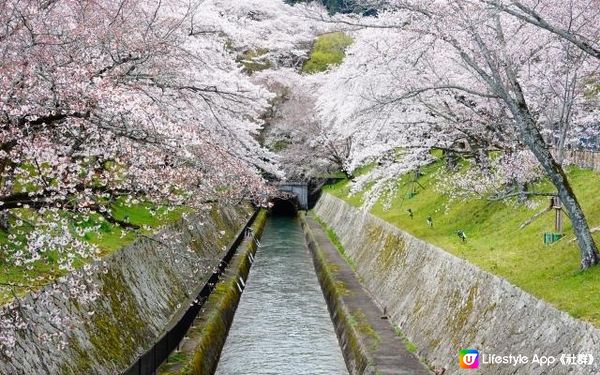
[122,210,258,375]
[561,149,600,173]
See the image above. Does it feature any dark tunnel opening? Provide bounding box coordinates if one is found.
[269,197,299,216]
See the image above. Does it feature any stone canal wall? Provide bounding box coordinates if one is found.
[0,204,253,375]
[160,210,267,375]
[314,194,600,375]
[301,213,430,375]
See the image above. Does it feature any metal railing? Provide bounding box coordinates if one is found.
[122,210,258,375]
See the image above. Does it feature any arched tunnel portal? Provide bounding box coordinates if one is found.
[269,182,308,216]
[269,195,299,216]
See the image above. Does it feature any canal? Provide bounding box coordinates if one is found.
[215,216,348,375]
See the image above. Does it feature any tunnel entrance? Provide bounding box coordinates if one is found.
[276,182,308,210]
[269,196,298,216]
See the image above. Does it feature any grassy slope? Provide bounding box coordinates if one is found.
[0,201,189,303]
[324,160,600,326]
[302,32,353,74]
[88,200,188,253]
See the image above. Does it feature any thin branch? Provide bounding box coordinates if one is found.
[489,190,557,201]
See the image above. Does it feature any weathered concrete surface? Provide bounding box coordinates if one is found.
[158,210,267,375]
[315,194,600,375]
[301,213,431,375]
[0,204,253,375]
[277,182,309,209]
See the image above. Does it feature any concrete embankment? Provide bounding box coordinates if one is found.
[314,193,600,375]
[0,204,254,375]
[158,210,267,375]
[300,212,430,375]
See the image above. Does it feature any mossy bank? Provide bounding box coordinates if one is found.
[314,194,600,375]
[0,204,254,375]
[300,212,429,375]
[159,210,267,375]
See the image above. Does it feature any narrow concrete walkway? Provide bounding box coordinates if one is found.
[305,215,431,375]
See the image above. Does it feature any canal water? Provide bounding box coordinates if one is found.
[215,216,348,375]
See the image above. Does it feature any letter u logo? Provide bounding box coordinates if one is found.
[460,349,479,369]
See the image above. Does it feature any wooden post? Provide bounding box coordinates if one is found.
[553,196,563,233]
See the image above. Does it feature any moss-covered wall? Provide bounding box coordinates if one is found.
[300,213,374,375]
[0,204,254,375]
[180,210,267,375]
[315,194,600,375]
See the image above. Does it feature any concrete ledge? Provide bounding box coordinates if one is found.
[300,212,430,375]
[159,210,267,375]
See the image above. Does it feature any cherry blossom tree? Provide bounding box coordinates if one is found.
[317,0,600,268]
[254,68,352,181]
[484,0,600,60]
[0,0,282,263]
[197,0,331,71]
[0,0,297,353]
[201,1,343,181]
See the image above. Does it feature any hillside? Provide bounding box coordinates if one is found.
[324,159,600,326]
[0,202,187,304]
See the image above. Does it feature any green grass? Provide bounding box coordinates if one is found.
[394,325,418,353]
[270,139,291,152]
[314,215,358,271]
[71,198,189,254]
[302,32,353,74]
[0,200,189,303]
[324,160,600,326]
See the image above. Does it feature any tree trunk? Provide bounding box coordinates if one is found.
[444,149,458,171]
[480,17,599,268]
[517,180,528,204]
[509,84,599,269]
[474,147,490,174]
[0,211,9,231]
